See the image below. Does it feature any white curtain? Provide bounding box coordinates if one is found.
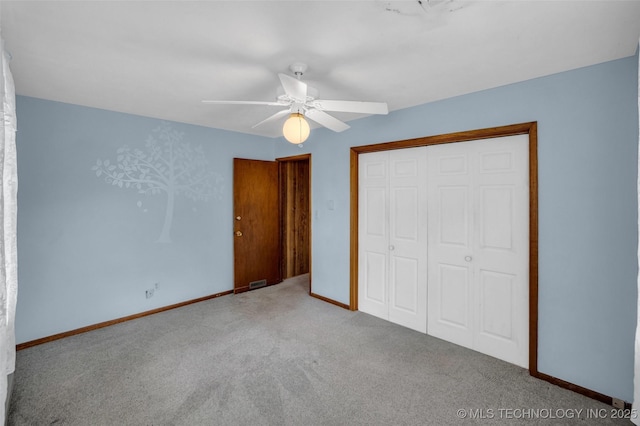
[634,40,640,426]
[0,38,17,425]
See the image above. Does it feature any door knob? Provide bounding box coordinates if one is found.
[235,231,243,237]
[236,216,241,221]
[389,245,395,251]
[465,256,472,262]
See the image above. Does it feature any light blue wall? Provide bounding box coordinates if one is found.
[15,97,275,343]
[277,55,639,402]
[16,54,638,403]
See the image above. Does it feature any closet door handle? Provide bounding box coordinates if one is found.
[464,256,472,262]
[389,245,395,251]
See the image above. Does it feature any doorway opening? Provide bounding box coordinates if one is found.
[278,154,311,290]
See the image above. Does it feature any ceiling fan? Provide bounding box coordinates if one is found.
[202,63,388,142]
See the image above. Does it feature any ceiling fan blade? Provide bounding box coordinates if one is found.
[252,109,291,128]
[202,100,286,106]
[278,73,307,102]
[313,100,388,115]
[305,109,350,133]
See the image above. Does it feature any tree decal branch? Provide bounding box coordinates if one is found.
[92,122,222,243]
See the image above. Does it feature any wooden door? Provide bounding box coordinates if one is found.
[427,135,529,367]
[233,158,281,293]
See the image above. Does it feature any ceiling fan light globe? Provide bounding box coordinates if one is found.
[283,113,310,144]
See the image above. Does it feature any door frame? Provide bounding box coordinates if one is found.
[276,153,312,292]
[349,122,538,373]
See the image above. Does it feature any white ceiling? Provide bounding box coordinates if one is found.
[2,1,640,138]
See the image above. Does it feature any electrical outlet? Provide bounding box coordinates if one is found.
[145,289,154,299]
[612,398,625,409]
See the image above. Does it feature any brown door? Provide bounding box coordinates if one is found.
[233,158,282,293]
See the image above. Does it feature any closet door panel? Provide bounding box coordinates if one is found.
[427,135,529,368]
[358,152,390,320]
[478,270,515,340]
[390,256,419,312]
[427,147,474,347]
[388,148,427,333]
[472,135,529,368]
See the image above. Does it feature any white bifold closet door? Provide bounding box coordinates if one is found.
[358,147,428,333]
[358,134,529,368]
[426,134,529,368]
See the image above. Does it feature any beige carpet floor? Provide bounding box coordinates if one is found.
[8,274,632,425]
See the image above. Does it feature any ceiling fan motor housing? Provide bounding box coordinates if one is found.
[289,62,308,76]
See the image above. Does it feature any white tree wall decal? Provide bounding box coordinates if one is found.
[92,122,222,243]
